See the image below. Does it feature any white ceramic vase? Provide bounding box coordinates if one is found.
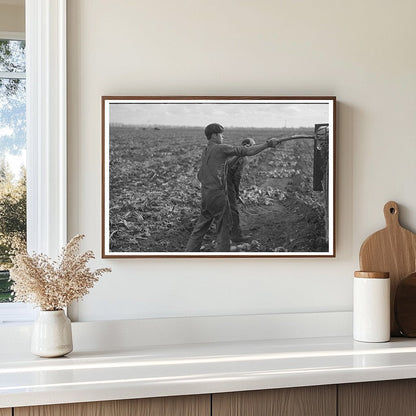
[31,310,73,357]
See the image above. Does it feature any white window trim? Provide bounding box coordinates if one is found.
[0,72,25,79]
[0,0,67,324]
[26,0,67,257]
[0,31,25,40]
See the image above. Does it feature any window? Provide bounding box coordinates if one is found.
[0,32,34,322]
[0,0,67,324]
[0,34,26,305]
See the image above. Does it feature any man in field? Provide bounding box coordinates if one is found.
[227,137,256,243]
[185,123,281,252]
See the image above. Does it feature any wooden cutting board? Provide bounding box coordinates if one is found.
[359,201,416,336]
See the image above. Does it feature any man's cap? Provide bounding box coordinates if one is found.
[205,123,224,139]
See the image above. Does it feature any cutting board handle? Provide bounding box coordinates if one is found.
[384,201,400,228]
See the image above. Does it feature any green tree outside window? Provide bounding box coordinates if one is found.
[0,38,27,302]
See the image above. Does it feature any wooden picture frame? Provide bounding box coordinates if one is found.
[102,96,336,258]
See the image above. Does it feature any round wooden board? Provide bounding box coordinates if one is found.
[395,272,416,337]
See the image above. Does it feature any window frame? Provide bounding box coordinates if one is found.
[0,0,67,323]
[26,0,67,257]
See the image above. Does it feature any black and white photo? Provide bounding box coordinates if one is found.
[102,97,335,257]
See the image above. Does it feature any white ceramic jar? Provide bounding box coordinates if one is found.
[353,271,390,342]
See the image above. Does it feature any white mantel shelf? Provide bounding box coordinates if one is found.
[2,335,416,409]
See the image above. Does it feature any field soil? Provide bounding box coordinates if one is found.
[108,125,328,253]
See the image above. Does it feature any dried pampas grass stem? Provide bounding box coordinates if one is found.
[10,234,111,311]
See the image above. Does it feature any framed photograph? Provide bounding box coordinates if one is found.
[102,96,336,258]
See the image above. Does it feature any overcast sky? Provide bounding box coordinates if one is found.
[109,102,329,128]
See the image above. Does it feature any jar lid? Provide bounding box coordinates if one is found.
[354,271,389,279]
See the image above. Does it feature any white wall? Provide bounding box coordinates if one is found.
[67,0,416,322]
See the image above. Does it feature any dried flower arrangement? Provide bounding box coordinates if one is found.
[10,234,111,311]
